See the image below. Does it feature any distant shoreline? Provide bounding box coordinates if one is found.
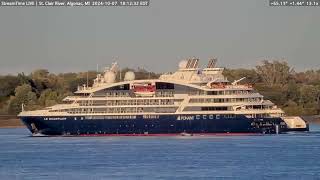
[302,116,320,124]
[0,116,24,128]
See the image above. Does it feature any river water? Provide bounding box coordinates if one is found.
[0,124,320,180]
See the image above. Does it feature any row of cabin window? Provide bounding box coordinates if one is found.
[190,98,262,103]
[207,90,252,95]
[66,107,178,114]
[67,108,142,114]
[93,90,252,97]
[201,107,228,111]
[80,99,175,106]
[93,91,174,97]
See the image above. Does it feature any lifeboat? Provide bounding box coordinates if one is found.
[133,83,156,97]
[208,82,226,89]
[207,79,228,89]
[211,83,226,89]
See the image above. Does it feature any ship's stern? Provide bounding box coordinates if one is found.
[281,116,309,132]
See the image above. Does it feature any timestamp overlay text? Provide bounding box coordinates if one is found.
[270,0,320,6]
[0,0,149,7]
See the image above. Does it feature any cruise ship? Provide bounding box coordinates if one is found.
[18,58,309,136]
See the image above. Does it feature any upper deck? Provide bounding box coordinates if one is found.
[75,58,253,95]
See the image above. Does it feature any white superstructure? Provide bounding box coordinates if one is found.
[20,58,285,119]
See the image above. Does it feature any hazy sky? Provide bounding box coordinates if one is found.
[0,0,319,74]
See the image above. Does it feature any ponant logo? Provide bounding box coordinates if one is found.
[177,115,194,120]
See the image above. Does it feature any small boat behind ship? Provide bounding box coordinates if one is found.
[18,58,309,136]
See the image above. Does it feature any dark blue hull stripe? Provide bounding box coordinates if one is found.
[20,114,287,135]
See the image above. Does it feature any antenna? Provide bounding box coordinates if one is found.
[110,62,118,72]
[86,71,89,87]
[119,66,122,81]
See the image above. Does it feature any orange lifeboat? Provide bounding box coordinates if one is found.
[210,83,226,89]
[133,83,156,96]
[207,79,228,89]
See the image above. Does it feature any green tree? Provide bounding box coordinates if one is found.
[17,72,32,85]
[30,69,52,93]
[8,84,37,114]
[38,89,58,107]
[256,60,293,86]
[0,75,21,97]
[299,85,318,104]
[285,80,300,103]
[283,100,304,116]
[134,68,159,80]
[223,68,260,84]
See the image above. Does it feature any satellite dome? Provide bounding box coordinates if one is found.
[178,60,188,69]
[124,71,135,81]
[104,71,116,83]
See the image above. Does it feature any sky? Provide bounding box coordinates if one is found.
[0,0,320,75]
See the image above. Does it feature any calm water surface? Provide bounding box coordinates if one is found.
[0,124,320,180]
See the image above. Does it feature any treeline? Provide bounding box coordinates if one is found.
[0,68,159,115]
[0,60,319,116]
[223,60,320,116]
